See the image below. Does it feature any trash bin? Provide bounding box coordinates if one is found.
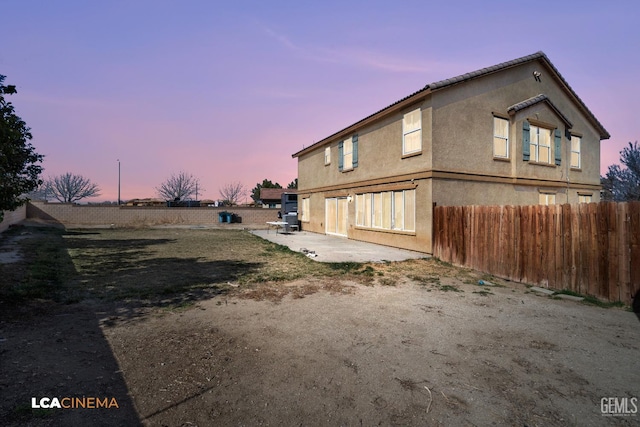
[218,212,229,223]
[225,212,232,223]
[284,213,298,231]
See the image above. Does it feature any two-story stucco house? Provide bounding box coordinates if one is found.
[292,52,609,253]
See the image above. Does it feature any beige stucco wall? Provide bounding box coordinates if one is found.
[298,100,433,194]
[431,59,601,189]
[299,177,433,253]
[26,201,280,228]
[433,179,599,207]
[0,205,27,233]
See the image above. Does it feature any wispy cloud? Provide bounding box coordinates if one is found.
[262,26,301,52]
[262,25,447,75]
[318,46,442,74]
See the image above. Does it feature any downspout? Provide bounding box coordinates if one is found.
[566,129,570,203]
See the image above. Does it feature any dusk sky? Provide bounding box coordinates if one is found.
[2,1,639,202]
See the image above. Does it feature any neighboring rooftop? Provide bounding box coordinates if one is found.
[260,188,297,201]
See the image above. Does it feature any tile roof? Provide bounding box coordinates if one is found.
[292,51,609,158]
[260,188,296,201]
[508,94,573,128]
[428,51,546,91]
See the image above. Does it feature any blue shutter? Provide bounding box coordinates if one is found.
[338,141,344,171]
[352,134,358,168]
[554,129,562,166]
[522,120,530,161]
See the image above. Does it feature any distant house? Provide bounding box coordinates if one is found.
[126,198,166,207]
[292,52,609,253]
[259,188,297,209]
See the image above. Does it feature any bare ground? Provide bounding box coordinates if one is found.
[1,227,639,426]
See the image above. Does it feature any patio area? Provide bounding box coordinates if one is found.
[250,229,428,263]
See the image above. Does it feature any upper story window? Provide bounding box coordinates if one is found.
[523,120,562,165]
[530,124,552,164]
[343,137,353,170]
[338,134,358,172]
[402,109,422,155]
[493,116,509,159]
[324,146,331,165]
[571,135,581,169]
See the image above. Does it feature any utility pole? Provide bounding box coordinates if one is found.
[117,159,121,205]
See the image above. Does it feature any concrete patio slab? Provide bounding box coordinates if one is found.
[530,286,555,295]
[250,230,428,263]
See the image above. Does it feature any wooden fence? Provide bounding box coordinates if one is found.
[433,202,640,305]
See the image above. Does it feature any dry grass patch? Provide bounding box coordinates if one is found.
[2,227,380,308]
[1,227,511,309]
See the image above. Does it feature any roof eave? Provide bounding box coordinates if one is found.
[293,51,610,159]
[537,55,610,140]
[292,86,432,158]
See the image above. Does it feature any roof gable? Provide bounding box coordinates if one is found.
[293,51,609,158]
[508,94,573,128]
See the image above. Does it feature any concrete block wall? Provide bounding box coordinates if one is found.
[0,205,27,233]
[26,201,281,228]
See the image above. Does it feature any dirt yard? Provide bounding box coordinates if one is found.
[1,226,638,426]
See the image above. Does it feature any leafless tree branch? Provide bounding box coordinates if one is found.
[44,172,101,203]
[156,171,201,201]
[219,182,246,206]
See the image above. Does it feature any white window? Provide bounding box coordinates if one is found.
[301,197,310,221]
[342,137,353,170]
[356,189,415,232]
[403,109,422,155]
[372,192,382,228]
[578,194,592,203]
[530,125,552,164]
[539,193,556,205]
[493,117,509,158]
[324,146,331,165]
[571,135,581,169]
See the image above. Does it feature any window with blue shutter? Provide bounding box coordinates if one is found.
[554,129,562,165]
[522,120,530,161]
[352,134,358,168]
[338,141,344,171]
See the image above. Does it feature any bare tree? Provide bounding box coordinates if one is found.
[156,171,201,201]
[219,182,246,206]
[44,172,101,203]
[26,184,52,201]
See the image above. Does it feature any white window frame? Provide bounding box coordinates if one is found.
[402,109,422,155]
[530,124,552,164]
[324,146,331,165]
[342,137,353,171]
[578,194,592,203]
[571,135,581,169]
[539,192,556,205]
[493,116,509,159]
[355,189,415,232]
